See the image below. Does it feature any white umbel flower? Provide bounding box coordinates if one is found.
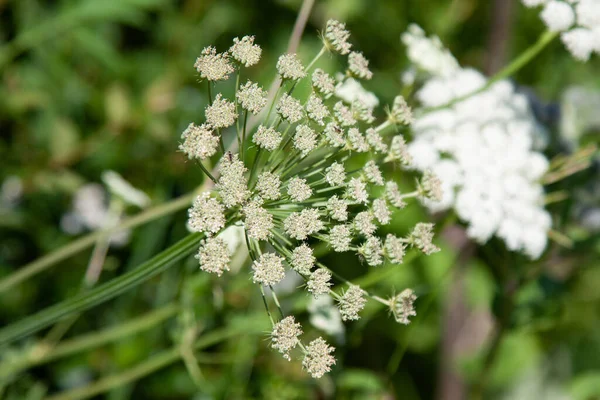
[372,198,391,225]
[271,316,302,361]
[324,19,352,54]
[348,51,373,80]
[277,53,306,81]
[291,244,315,275]
[302,337,336,379]
[284,208,324,240]
[287,177,312,202]
[188,192,225,234]
[229,36,262,67]
[385,181,407,209]
[236,81,267,115]
[338,285,366,321]
[541,0,575,31]
[390,96,414,125]
[325,162,346,187]
[277,93,304,123]
[327,195,348,221]
[412,66,551,258]
[335,78,380,109]
[293,124,318,156]
[196,237,230,276]
[364,160,384,186]
[384,234,406,264]
[194,46,234,81]
[347,128,370,152]
[561,28,596,61]
[216,153,250,207]
[385,135,412,165]
[334,101,357,126]
[329,224,352,252]
[365,128,388,153]
[390,288,417,325]
[346,177,369,204]
[205,94,237,128]
[361,235,384,266]
[353,211,376,236]
[324,122,346,147]
[522,0,547,7]
[179,123,219,160]
[306,94,330,125]
[401,24,460,77]
[243,200,274,241]
[312,68,336,97]
[307,268,332,298]
[252,252,285,286]
[256,171,282,200]
[409,223,440,255]
[253,125,282,151]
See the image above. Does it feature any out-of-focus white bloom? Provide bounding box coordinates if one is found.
[522,0,600,61]
[541,1,575,31]
[60,180,145,246]
[560,86,600,149]
[410,66,551,259]
[401,24,460,77]
[522,0,547,7]
[308,295,345,340]
[101,171,150,208]
[1,176,23,209]
[335,77,379,109]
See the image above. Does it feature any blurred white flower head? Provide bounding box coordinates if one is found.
[61,173,150,246]
[407,52,552,259]
[522,0,600,61]
[401,24,460,78]
[1,176,23,209]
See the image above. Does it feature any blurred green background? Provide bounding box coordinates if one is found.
[1,0,600,399]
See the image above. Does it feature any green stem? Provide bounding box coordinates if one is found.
[423,30,558,114]
[0,233,203,346]
[1,304,178,377]
[44,321,265,400]
[197,161,218,183]
[265,84,282,125]
[305,46,327,72]
[242,110,248,161]
[0,192,199,294]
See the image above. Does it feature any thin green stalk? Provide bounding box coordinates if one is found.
[248,148,263,187]
[242,110,248,162]
[0,192,199,293]
[423,30,558,114]
[265,83,282,126]
[235,71,242,151]
[44,321,265,400]
[305,46,327,72]
[197,161,218,183]
[0,233,203,346]
[1,304,178,377]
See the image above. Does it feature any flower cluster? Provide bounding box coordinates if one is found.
[180,21,440,378]
[522,0,600,61]
[403,27,552,259]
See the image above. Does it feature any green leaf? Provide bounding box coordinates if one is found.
[0,233,201,347]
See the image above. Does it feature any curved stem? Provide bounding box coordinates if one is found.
[44,321,265,400]
[0,192,199,294]
[0,233,203,346]
[0,304,179,378]
[422,30,558,114]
